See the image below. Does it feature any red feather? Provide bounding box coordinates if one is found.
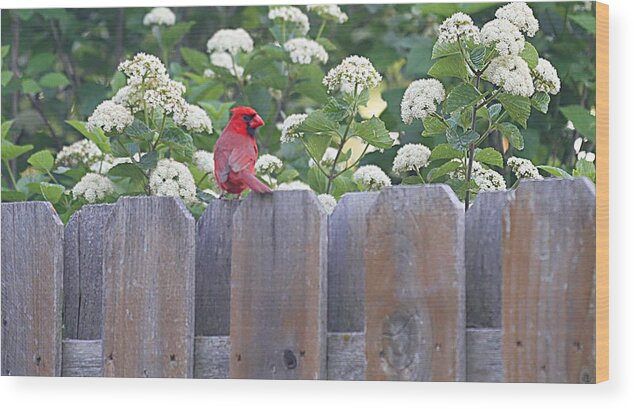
[213,107,272,195]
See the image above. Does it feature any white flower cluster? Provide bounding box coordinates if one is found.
[449,160,506,192]
[87,100,134,133]
[307,5,348,24]
[484,55,534,97]
[206,28,254,56]
[323,55,382,94]
[149,158,197,204]
[208,51,244,78]
[193,150,214,174]
[400,78,446,124]
[255,154,283,174]
[495,2,539,37]
[480,18,525,56]
[268,6,310,36]
[115,53,187,116]
[277,180,311,190]
[173,104,213,134]
[438,12,481,44]
[507,156,543,180]
[143,7,176,26]
[280,114,307,143]
[317,193,337,214]
[89,155,132,174]
[56,139,104,168]
[72,173,116,203]
[284,38,328,65]
[533,58,561,95]
[392,144,432,175]
[353,165,392,190]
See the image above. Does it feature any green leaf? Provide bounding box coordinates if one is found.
[316,37,337,51]
[1,120,14,139]
[22,78,42,94]
[27,150,55,171]
[427,159,461,182]
[39,72,70,88]
[422,115,448,137]
[352,117,393,149]
[428,54,469,80]
[475,147,503,168]
[137,151,159,171]
[298,110,339,134]
[1,70,13,87]
[405,39,434,77]
[560,105,596,142]
[332,173,357,198]
[39,182,65,204]
[570,14,596,34]
[573,159,596,182]
[110,72,126,93]
[180,47,209,74]
[488,103,502,120]
[2,139,34,160]
[161,127,195,161]
[531,92,550,114]
[108,163,147,186]
[429,143,462,162]
[307,166,328,194]
[25,52,55,75]
[304,134,332,163]
[1,189,27,202]
[497,93,531,128]
[445,83,482,113]
[400,175,425,185]
[1,45,9,59]
[162,22,195,49]
[65,120,111,154]
[537,165,572,179]
[469,46,488,70]
[520,42,539,69]
[125,119,153,141]
[496,122,524,150]
[431,40,461,59]
[277,168,300,184]
[446,127,479,150]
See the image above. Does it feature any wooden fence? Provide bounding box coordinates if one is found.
[1,178,596,382]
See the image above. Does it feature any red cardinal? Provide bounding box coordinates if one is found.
[213,106,272,198]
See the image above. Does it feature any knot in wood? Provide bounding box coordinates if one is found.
[381,309,421,373]
[283,349,297,370]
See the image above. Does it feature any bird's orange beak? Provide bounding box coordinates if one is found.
[249,114,265,129]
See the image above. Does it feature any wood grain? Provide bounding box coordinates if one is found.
[327,332,365,381]
[193,336,230,378]
[101,197,195,378]
[328,192,379,332]
[466,328,502,382]
[229,191,327,380]
[195,200,240,336]
[501,179,596,383]
[64,204,113,340]
[1,202,64,376]
[365,185,465,381]
[62,340,102,377]
[595,1,609,384]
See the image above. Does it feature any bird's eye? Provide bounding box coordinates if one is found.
[242,114,253,122]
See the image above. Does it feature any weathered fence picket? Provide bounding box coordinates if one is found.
[0,179,598,382]
[327,192,378,380]
[1,202,64,376]
[101,197,195,378]
[364,185,466,381]
[501,179,596,383]
[229,191,328,380]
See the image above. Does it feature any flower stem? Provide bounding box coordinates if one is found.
[326,84,358,194]
[316,21,327,40]
[2,159,18,189]
[464,74,481,211]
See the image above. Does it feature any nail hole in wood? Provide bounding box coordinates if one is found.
[283,349,297,370]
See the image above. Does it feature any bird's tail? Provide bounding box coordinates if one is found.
[242,172,273,194]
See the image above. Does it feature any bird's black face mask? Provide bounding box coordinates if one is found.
[243,114,256,137]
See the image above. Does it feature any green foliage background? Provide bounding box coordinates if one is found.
[1,3,597,191]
